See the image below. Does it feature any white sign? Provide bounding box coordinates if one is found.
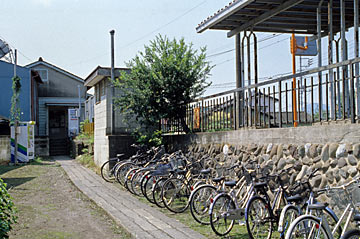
[68,108,79,137]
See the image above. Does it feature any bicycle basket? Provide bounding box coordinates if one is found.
[327,182,360,210]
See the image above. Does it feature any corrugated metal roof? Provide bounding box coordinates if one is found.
[197,0,357,37]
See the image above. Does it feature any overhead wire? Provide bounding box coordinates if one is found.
[118,0,207,50]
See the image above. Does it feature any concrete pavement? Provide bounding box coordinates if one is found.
[56,156,206,239]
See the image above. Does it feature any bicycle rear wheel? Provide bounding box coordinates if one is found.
[245,196,273,239]
[209,194,236,237]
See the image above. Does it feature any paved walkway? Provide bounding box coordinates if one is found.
[56,156,206,239]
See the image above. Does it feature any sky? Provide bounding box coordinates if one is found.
[1,0,353,96]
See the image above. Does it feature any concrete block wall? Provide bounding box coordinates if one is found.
[0,136,10,163]
[94,98,109,166]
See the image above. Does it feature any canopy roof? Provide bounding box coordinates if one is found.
[196,0,358,37]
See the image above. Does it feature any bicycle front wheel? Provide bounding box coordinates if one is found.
[100,160,117,182]
[285,215,330,239]
[190,184,217,225]
[162,178,191,213]
[245,196,273,239]
[341,229,360,239]
[209,194,235,237]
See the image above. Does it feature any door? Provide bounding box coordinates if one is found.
[49,107,69,155]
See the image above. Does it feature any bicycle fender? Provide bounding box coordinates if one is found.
[277,204,301,233]
[284,214,321,239]
[324,206,339,222]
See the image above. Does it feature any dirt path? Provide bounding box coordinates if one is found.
[0,159,131,239]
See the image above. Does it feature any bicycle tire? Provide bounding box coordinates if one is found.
[245,196,273,239]
[116,162,135,186]
[341,229,360,239]
[209,193,236,236]
[285,215,331,239]
[100,160,117,182]
[131,168,147,196]
[162,177,191,213]
[152,177,167,208]
[279,205,300,238]
[143,174,157,203]
[140,171,152,198]
[124,167,139,193]
[189,184,217,225]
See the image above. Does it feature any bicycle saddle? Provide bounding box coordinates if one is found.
[200,169,211,174]
[354,214,360,221]
[225,180,237,188]
[287,194,303,203]
[213,176,225,183]
[254,182,267,189]
[307,203,328,211]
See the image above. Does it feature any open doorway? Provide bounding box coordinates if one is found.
[49,107,69,155]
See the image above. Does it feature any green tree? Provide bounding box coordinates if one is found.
[114,35,212,133]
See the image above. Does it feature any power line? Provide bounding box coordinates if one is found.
[119,0,207,50]
[206,33,283,59]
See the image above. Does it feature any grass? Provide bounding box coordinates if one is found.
[0,157,131,239]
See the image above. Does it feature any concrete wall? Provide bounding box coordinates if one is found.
[0,136,10,163]
[164,123,360,150]
[0,61,31,121]
[94,97,109,166]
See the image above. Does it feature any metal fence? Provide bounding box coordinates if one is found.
[161,58,360,133]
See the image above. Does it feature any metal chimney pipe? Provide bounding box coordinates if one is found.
[110,30,115,135]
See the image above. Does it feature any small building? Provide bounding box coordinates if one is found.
[0,60,43,129]
[26,57,86,156]
[84,66,139,166]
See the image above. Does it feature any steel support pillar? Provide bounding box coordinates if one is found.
[341,0,349,116]
[354,0,360,119]
[317,1,323,120]
[328,0,336,120]
[235,33,243,129]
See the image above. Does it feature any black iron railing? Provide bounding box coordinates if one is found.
[161,57,360,133]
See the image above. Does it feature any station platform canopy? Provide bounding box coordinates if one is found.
[196,0,358,37]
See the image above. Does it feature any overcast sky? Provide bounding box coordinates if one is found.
[0,0,313,96]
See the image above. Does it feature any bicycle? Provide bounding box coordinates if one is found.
[278,168,341,238]
[285,178,360,239]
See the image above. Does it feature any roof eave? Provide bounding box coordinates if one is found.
[196,0,255,34]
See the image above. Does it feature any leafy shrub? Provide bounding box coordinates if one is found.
[133,130,163,147]
[0,178,17,238]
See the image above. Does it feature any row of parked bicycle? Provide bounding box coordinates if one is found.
[100,144,360,239]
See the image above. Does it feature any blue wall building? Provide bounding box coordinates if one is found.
[0,60,31,121]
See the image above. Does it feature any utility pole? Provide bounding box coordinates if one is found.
[14,49,18,165]
[78,85,81,134]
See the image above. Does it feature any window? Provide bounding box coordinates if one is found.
[34,69,48,82]
[95,84,100,103]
